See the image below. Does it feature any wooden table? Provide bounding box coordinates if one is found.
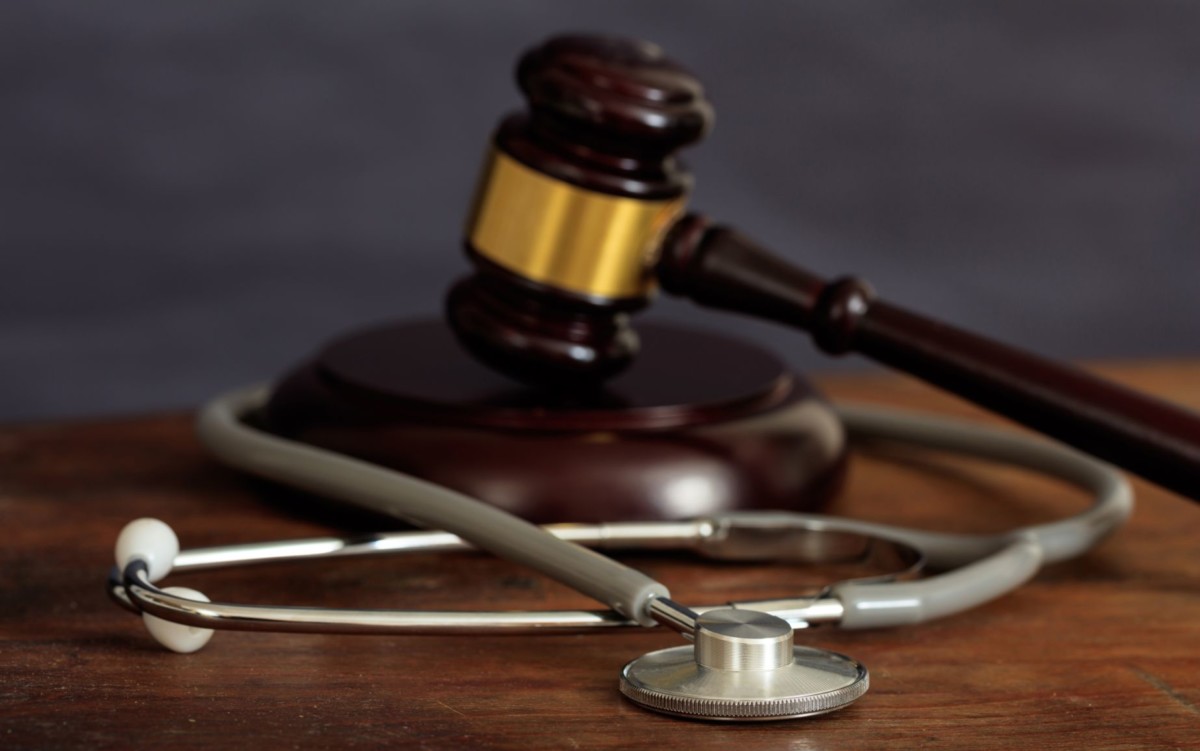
[3,362,1198,749]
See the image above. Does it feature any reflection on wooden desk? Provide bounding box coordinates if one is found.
[1,362,1198,749]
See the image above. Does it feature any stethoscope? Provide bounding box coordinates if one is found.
[107,385,1132,721]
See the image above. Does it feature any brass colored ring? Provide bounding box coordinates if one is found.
[466,149,686,300]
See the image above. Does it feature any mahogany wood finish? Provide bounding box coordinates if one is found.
[446,34,1200,503]
[262,320,847,523]
[659,215,1200,502]
[4,362,1198,749]
[447,35,712,384]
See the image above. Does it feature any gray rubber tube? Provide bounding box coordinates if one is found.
[833,539,1043,628]
[834,404,1133,565]
[197,388,1132,631]
[196,386,668,626]
[830,404,1133,628]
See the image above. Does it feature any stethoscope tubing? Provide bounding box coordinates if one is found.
[106,386,1134,636]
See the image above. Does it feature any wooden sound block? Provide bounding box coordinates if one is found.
[260,320,847,523]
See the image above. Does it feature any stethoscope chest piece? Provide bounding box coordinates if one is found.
[619,609,868,721]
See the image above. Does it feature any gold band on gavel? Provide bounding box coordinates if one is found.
[466,149,687,300]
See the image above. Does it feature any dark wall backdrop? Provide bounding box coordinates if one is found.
[3,1,1198,422]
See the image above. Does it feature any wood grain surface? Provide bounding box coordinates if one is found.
[2,362,1198,750]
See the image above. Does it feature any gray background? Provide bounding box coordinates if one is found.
[3,1,1198,422]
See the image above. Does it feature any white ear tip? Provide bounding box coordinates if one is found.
[143,587,214,653]
[115,518,179,583]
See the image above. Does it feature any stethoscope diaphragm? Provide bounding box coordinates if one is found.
[619,608,868,721]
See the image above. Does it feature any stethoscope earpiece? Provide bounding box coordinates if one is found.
[114,519,214,653]
[115,517,178,583]
[142,587,214,654]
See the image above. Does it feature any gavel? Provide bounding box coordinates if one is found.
[445,34,1200,503]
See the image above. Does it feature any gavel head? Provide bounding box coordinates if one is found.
[446,34,713,387]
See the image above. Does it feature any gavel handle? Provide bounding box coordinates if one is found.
[659,214,1200,503]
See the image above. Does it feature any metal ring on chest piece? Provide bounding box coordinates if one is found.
[619,608,868,721]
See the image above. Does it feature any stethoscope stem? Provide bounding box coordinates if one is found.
[647,598,701,639]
